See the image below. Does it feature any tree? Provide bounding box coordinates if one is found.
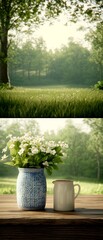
[8,37,50,85]
[44,120,91,178]
[8,37,100,87]
[33,38,48,78]
[44,119,103,180]
[84,118,103,180]
[48,41,99,86]
[56,120,90,178]
[0,0,102,85]
[0,0,67,84]
[86,23,103,81]
[20,41,35,80]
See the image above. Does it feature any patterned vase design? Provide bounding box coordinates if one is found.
[17,168,46,210]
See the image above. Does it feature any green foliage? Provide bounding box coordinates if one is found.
[47,122,91,179]
[1,134,67,175]
[47,41,99,86]
[0,87,103,117]
[0,83,13,90]
[86,23,103,81]
[0,177,16,194]
[0,162,18,177]
[0,0,69,84]
[95,80,103,90]
[44,118,103,181]
[0,0,102,30]
[83,118,103,180]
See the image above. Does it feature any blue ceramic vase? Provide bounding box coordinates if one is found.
[17,168,46,210]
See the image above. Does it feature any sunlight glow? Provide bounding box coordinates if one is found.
[36,118,67,133]
[13,14,92,51]
[0,118,90,134]
[34,21,90,50]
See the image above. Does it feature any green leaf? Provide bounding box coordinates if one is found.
[4,161,14,166]
[53,164,58,170]
[46,167,52,175]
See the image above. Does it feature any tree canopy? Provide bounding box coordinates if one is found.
[86,22,103,80]
[0,0,103,84]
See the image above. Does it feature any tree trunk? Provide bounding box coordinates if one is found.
[95,146,101,181]
[0,25,10,84]
[0,62,1,83]
[28,62,31,81]
[97,157,100,180]
[97,160,100,180]
[0,32,2,83]
[100,63,103,81]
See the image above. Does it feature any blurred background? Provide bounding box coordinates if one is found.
[0,118,103,195]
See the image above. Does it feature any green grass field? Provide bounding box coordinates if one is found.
[0,178,16,194]
[0,177,103,195]
[0,87,103,117]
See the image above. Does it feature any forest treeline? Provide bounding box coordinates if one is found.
[8,23,103,87]
[8,39,99,87]
[0,119,103,181]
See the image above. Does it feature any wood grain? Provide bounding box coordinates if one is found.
[0,195,103,239]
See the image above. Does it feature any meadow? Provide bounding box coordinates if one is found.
[0,87,103,117]
[0,177,103,195]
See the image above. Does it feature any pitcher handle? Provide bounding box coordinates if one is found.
[74,184,81,199]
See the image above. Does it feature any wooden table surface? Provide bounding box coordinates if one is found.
[0,194,103,239]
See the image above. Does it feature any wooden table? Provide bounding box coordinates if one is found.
[0,195,103,240]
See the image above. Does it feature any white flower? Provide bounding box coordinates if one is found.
[51,150,56,155]
[2,133,68,172]
[9,144,15,149]
[18,148,25,155]
[48,141,56,148]
[31,148,39,154]
[1,154,8,161]
[20,143,28,149]
[46,147,51,154]
[58,141,68,148]
[42,161,49,167]
[40,146,46,152]
[2,146,7,153]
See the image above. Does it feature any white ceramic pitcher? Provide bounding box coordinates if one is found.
[53,180,81,211]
